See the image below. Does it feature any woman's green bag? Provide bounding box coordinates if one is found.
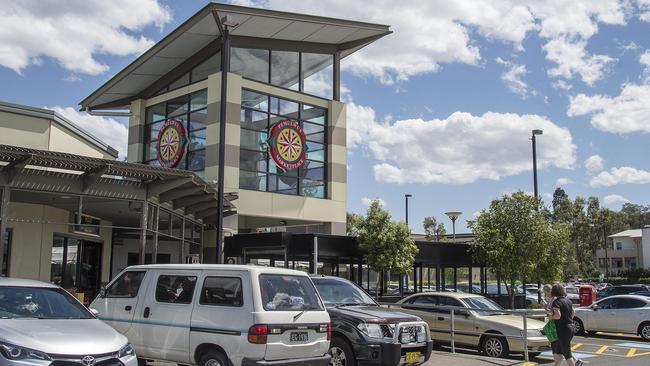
[543,319,558,342]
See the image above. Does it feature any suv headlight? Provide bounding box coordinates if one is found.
[0,342,51,361]
[357,323,385,339]
[118,343,135,358]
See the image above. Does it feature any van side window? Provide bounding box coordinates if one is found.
[105,271,145,298]
[155,275,197,304]
[200,277,243,307]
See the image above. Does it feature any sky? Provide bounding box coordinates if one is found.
[1,0,650,234]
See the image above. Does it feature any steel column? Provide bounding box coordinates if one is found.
[152,205,159,264]
[0,187,10,276]
[139,202,149,265]
[215,25,231,264]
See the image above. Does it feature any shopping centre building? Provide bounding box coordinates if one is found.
[0,3,392,302]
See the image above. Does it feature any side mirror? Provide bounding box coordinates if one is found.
[98,285,107,298]
[89,308,100,317]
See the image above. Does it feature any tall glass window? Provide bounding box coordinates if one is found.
[302,53,333,100]
[271,50,299,90]
[239,89,327,198]
[144,90,207,174]
[231,48,269,83]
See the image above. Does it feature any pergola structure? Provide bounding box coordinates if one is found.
[0,144,236,269]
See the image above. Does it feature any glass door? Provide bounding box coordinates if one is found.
[51,235,102,305]
[78,241,102,303]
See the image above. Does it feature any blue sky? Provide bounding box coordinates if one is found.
[1,0,650,234]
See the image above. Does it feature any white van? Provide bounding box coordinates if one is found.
[90,264,331,366]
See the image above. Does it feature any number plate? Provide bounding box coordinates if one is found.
[290,332,308,342]
[405,352,421,362]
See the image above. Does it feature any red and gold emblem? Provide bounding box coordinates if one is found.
[269,119,307,171]
[157,119,187,168]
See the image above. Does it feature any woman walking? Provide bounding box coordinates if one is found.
[547,284,583,366]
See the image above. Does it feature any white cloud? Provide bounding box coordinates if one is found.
[48,106,128,158]
[361,197,386,207]
[347,103,576,185]
[641,49,650,81]
[639,0,650,21]
[590,166,650,187]
[496,58,529,98]
[556,177,575,186]
[603,194,630,207]
[585,155,605,174]
[0,0,171,75]
[543,37,615,86]
[568,83,650,134]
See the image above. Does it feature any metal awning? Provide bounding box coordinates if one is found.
[0,144,236,225]
[80,2,391,111]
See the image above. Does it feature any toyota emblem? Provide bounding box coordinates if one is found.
[81,355,96,366]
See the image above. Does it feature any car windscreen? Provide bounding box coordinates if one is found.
[259,274,323,311]
[0,286,93,319]
[565,287,578,294]
[461,296,505,316]
[312,277,377,307]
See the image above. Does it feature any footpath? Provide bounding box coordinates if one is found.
[424,351,536,366]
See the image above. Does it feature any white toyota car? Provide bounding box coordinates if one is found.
[573,294,650,340]
[0,277,137,366]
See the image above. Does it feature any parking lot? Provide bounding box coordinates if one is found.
[433,333,650,366]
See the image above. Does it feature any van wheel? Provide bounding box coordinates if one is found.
[481,335,508,358]
[330,337,355,366]
[199,351,228,366]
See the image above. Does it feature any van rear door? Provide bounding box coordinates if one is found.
[256,274,329,361]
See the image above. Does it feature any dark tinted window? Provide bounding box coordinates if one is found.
[597,298,617,309]
[155,275,197,304]
[615,298,647,309]
[411,296,436,305]
[106,271,145,298]
[200,277,243,307]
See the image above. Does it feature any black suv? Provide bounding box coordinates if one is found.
[597,284,650,300]
[311,275,433,366]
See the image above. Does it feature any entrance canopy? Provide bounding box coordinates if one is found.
[0,144,235,224]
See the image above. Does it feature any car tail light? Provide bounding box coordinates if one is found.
[248,324,268,344]
[318,323,331,340]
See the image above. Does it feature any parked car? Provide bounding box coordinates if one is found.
[397,292,550,358]
[564,286,580,304]
[91,265,331,366]
[631,291,650,297]
[573,295,650,340]
[597,284,650,300]
[0,277,137,366]
[311,275,433,366]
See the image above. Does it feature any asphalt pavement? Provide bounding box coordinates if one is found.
[434,332,650,366]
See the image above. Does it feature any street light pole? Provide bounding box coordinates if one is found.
[531,129,543,200]
[402,194,412,296]
[405,194,412,227]
[445,212,462,243]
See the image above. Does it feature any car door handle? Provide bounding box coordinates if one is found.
[143,307,150,318]
[124,306,132,311]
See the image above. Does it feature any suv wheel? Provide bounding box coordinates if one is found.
[199,351,228,366]
[639,322,650,341]
[330,337,355,366]
[482,335,508,358]
[573,318,585,335]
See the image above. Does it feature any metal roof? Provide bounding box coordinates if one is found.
[609,229,643,238]
[0,101,118,158]
[0,144,236,224]
[80,2,391,111]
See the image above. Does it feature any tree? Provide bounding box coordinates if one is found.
[471,192,570,308]
[357,200,419,296]
[423,216,447,241]
[346,212,364,236]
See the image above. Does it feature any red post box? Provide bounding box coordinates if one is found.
[579,285,596,306]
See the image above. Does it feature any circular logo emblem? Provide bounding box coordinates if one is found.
[157,119,187,168]
[81,355,96,366]
[269,119,307,171]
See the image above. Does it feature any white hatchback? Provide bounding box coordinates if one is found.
[91,264,331,366]
[0,277,137,366]
[573,294,650,340]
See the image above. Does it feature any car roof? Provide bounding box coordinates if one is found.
[124,264,310,276]
[0,277,60,288]
[404,291,484,300]
[600,294,650,301]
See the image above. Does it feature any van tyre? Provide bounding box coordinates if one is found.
[639,322,650,341]
[329,337,355,366]
[199,350,229,366]
[481,335,508,358]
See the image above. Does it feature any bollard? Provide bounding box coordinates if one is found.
[450,308,456,353]
[523,310,529,362]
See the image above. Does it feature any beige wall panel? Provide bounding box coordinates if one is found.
[49,124,110,158]
[329,182,346,203]
[0,111,50,150]
[330,145,347,165]
[236,190,344,223]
